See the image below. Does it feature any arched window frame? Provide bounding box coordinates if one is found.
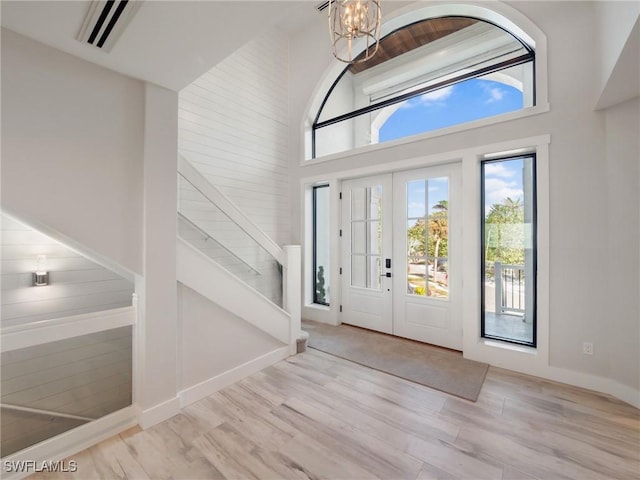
[303,2,549,161]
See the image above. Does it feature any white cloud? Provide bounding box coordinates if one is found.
[408,202,425,218]
[420,85,455,105]
[484,162,516,179]
[484,178,523,206]
[484,86,505,104]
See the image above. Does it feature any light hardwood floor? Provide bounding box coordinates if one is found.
[30,349,640,479]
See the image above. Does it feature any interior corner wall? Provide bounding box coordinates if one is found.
[604,97,640,391]
[178,283,284,392]
[136,83,179,423]
[593,1,640,99]
[178,27,290,246]
[0,28,144,274]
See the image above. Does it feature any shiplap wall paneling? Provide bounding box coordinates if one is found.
[0,326,132,457]
[1,214,134,328]
[178,29,290,257]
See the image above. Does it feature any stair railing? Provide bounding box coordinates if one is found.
[177,155,301,354]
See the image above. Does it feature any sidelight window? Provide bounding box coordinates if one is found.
[313,185,330,305]
[481,155,537,346]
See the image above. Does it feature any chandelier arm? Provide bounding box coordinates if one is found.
[328,0,382,64]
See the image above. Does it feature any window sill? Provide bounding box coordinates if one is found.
[302,103,550,166]
[479,338,537,355]
[305,303,331,311]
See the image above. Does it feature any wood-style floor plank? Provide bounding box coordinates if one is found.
[28,348,639,480]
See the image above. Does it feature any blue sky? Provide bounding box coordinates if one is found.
[407,178,448,219]
[483,158,524,212]
[405,161,525,220]
[380,78,525,214]
[379,78,523,142]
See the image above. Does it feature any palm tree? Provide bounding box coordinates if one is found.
[485,197,524,265]
[429,200,448,277]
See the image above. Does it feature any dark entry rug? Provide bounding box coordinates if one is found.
[303,320,488,402]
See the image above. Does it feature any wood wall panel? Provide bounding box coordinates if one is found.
[1,214,134,328]
[0,326,132,456]
[178,29,290,251]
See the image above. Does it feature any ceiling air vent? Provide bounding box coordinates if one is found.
[77,0,143,52]
[316,1,331,13]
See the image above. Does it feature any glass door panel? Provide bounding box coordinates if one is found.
[341,175,393,334]
[393,165,462,350]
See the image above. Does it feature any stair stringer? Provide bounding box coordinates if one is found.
[176,237,290,345]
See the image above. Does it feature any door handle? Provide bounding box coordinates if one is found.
[385,258,391,268]
[379,272,392,278]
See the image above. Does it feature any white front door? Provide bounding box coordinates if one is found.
[341,175,393,334]
[391,164,462,350]
[340,164,462,350]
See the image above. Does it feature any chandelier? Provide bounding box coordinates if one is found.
[328,0,382,64]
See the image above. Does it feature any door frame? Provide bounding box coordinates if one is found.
[339,162,463,349]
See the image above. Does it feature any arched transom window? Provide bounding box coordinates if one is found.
[312,15,535,158]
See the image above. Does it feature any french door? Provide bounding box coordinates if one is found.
[340,175,393,334]
[341,164,462,350]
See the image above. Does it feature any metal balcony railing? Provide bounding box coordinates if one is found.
[493,261,525,315]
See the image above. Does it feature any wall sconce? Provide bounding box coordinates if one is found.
[33,255,49,286]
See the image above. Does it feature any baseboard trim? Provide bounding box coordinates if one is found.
[179,346,290,408]
[488,361,640,409]
[607,380,640,409]
[543,366,640,409]
[136,396,181,430]
[1,406,137,480]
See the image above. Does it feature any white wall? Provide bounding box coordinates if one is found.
[178,284,284,392]
[178,28,290,246]
[289,1,640,397]
[134,83,179,428]
[1,214,134,328]
[0,29,144,275]
[593,0,640,107]
[603,97,640,391]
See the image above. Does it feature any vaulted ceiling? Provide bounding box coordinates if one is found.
[0,1,318,91]
[349,17,478,74]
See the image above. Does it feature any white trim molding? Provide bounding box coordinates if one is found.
[179,346,289,408]
[1,407,137,480]
[135,397,181,430]
[462,136,550,364]
[176,237,291,344]
[1,304,136,352]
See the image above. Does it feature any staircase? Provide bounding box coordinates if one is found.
[176,155,302,355]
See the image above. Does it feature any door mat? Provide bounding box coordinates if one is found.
[303,320,488,402]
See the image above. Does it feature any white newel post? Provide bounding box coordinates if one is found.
[283,245,302,355]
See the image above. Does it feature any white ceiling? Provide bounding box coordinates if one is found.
[0,1,320,91]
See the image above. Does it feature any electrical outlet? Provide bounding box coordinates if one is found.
[582,342,594,355]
